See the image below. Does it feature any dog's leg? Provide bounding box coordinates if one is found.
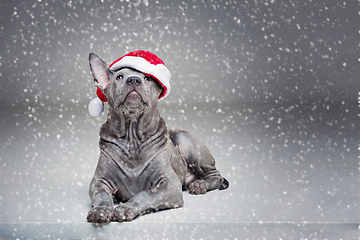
[87,168,114,223]
[87,179,114,223]
[169,130,229,195]
[112,166,184,222]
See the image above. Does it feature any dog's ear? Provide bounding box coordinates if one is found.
[89,53,113,89]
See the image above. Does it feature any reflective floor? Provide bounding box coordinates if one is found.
[0,100,359,239]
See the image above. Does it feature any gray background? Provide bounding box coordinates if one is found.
[0,0,359,239]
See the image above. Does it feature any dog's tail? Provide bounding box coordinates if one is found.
[219,177,229,190]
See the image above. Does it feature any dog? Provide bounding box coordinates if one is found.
[86,51,229,223]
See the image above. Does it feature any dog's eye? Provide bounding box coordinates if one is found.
[144,76,151,81]
[116,75,123,81]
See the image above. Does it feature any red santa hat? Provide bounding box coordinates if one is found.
[88,51,171,117]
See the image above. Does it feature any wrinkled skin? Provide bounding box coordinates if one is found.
[86,53,229,223]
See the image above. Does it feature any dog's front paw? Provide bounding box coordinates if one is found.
[112,204,137,222]
[189,180,209,195]
[87,205,113,223]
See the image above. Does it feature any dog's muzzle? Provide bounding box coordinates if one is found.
[126,77,141,87]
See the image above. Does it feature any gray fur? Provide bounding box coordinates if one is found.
[87,53,229,223]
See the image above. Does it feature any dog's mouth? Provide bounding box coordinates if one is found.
[126,90,141,100]
[115,90,147,119]
[116,89,145,108]
[124,90,145,105]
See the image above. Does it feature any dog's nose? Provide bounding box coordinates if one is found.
[126,77,141,87]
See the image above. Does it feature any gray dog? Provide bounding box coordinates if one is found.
[86,51,229,223]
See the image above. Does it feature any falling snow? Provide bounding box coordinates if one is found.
[0,0,359,238]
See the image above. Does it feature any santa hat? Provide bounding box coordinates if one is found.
[88,51,171,117]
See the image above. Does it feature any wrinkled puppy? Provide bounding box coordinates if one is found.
[87,52,229,223]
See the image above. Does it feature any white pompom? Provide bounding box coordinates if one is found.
[88,97,104,117]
